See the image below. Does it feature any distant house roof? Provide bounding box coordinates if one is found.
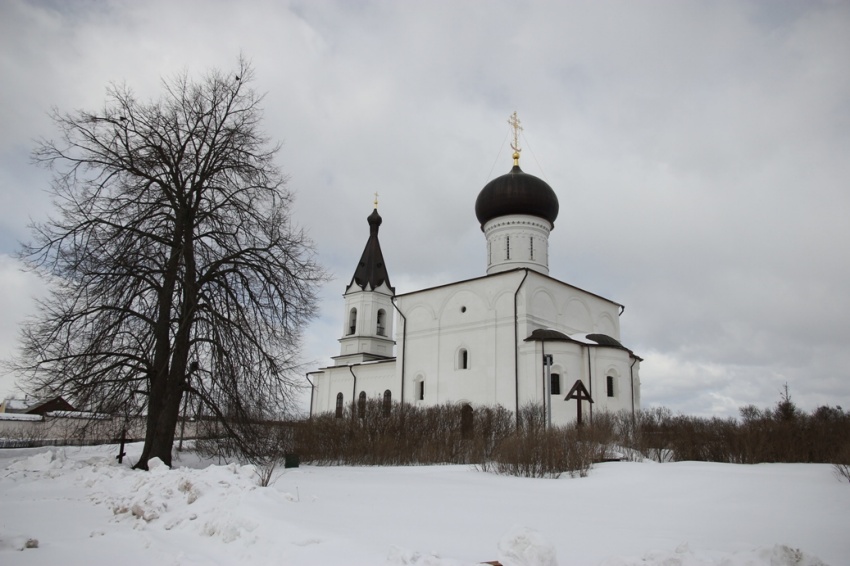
[24,397,76,416]
[1,397,31,413]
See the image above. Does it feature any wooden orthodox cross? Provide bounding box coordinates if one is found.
[564,380,594,426]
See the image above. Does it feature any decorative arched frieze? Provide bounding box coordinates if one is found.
[596,312,618,338]
[564,297,593,332]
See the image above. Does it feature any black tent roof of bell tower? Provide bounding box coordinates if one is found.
[350,208,394,293]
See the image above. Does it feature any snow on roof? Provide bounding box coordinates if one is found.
[568,332,596,345]
[0,413,43,421]
[524,328,598,344]
[44,410,111,420]
[2,398,31,411]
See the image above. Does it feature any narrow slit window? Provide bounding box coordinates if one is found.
[506,236,511,260]
[348,308,357,335]
[377,309,386,336]
[335,392,343,418]
[551,373,561,395]
[530,236,534,260]
[459,348,469,369]
[417,380,425,401]
[607,375,615,397]
[358,391,366,418]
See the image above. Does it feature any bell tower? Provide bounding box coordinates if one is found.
[334,200,396,365]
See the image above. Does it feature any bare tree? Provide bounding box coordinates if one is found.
[14,59,326,469]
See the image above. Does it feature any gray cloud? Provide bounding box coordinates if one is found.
[1,0,848,417]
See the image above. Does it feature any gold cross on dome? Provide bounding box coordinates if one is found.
[508,111,523,165]
[373,192,379,209]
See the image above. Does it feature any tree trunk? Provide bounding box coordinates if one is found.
[135,231,185,470]
[135,381,183,468]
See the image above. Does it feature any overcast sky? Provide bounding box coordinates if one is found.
[1,0,848,418]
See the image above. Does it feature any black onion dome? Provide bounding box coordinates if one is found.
[475,165,559,229]
[367,208,382,228]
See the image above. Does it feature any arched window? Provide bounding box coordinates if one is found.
[377,309,387,336]
[358,391,366,418]
[607,375,615,398]
[335,392,344,418]
[348,308,357,335]
[551,373,561,396]
[458,348,469,370]
[383,390,392,416]
[461,404,474,439]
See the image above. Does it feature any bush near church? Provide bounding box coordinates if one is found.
[294,394,850,479]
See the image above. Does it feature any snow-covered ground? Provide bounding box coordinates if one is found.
[1,443,847,565]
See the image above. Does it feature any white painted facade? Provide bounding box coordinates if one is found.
[308,157,642,425]
[484,213,552,275]
[394,270,640,420]
[336,280,395,365]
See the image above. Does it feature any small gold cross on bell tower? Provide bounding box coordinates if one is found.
[508,111,523,166]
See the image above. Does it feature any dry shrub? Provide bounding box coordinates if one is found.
[288,393,850,477]
[608,401,850,465]
[833,442,850,483]
[195,419,295,483]
[483,405,595,478]
[295,400,514,466]
[296,401,597,478]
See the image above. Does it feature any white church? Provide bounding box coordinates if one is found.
[307,117,642,425]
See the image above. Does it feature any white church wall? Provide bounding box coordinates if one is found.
[393,268,638,419]
[595,312,619,339]
[519,272,623,340]
[309,361,397,416]
[562,297,594,334]
[350,362,397,407]
[395,271,526,408]
[338,283,395,364]
[484,214,552,275]
[312,266,640,422]
[586,347,640,419]
[632,360,642,408]
[518,340,588,425]
[519,341,639,425]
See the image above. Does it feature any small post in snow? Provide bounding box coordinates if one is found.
[116,428,127,464]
